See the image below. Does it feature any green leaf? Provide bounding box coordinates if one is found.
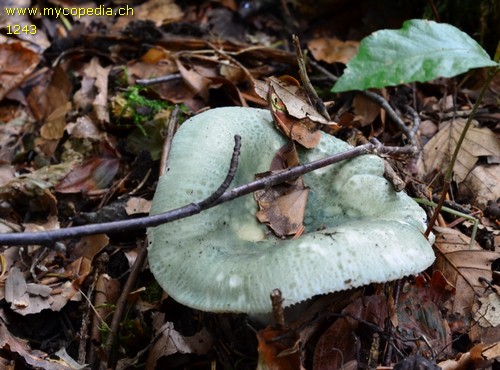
[332,19,497,92]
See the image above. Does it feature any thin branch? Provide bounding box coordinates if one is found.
[292,35,331,121]
[196,135,241,209]
[135,73,182,86]
[159,105,179,177]
[106,243,148,368]
[0,140,417,246]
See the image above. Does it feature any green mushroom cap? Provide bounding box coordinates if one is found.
[148,107,434,314]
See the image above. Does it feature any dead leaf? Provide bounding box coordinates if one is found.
[0,43,40,100]
[257,326,302,370]
[269,80,321,148]
[307,38,359,65]
[0,320,73,370]
[146,313,213,367]
[40,102,71,140]
[50,281,82,312]
[0,0,50,51]
[352,93,382,126]
[269,76,330,125]
[254,143,309,237]
[438,343,492,370]
[175,58,212,102]
[397,277,452,357]
[458,164,500,207]
[66,116,104,140]
[313,294,388,370]
[53,348,88,370]
[256,185,309,237]
[125,197,152,215]
[482,342,500,361]
[27,66,72,122]
[80,57,111,123]
[66,234,109,289]
[4,267,29,311]
[4,267,52,315]
[418,118,500,185]
[474,293,500,328]
[433,227,500,317]
[133,0,183,26]
[55,157,119,193]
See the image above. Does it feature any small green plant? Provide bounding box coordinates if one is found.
[331,19,499,236]
[111,86,169,135]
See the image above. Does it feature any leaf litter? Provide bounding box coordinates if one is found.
[0,0,498,369]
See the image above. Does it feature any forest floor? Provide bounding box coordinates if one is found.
[0,0,499,369]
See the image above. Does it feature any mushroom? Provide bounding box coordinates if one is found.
[147,107,434,314]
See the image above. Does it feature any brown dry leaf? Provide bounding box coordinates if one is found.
[474,293,500,328]
[50,281,82,312]
[0,320,72,370]
[55,157,119,193]
[257,326,302,370]
[175,58,212,102]
[125,197,152,215]
[307,38,359,65]
[0,113,27,164]
[268,76,330,125]
[256,185,309,237]
[23,215,60,233]
[352,93,382,126]
[79,57,111,123]
[313,294,388,370]
[438,343,494,370]
[28,66,72,122]
[0,162,77,217]
[432,226,500,317]
[0,43,40,100]
[458,164,500,207]
[418,118,500,186]
[4,267,52,315]
[4,267,30,311]
[146,313,213,367]
[40,102,71,140]
[254,142,309,237]
[127,48,178,82]
[269,79,321,148]
[65,116,104,140]
[133,0,183,26]
[73,75,97,112]
[397,277,452,357]
[482,342,500,361]
[66,234,109,289]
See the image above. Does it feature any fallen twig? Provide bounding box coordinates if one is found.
[106,244,148,369]
[0,139,417,246]
[159,105,179,177]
